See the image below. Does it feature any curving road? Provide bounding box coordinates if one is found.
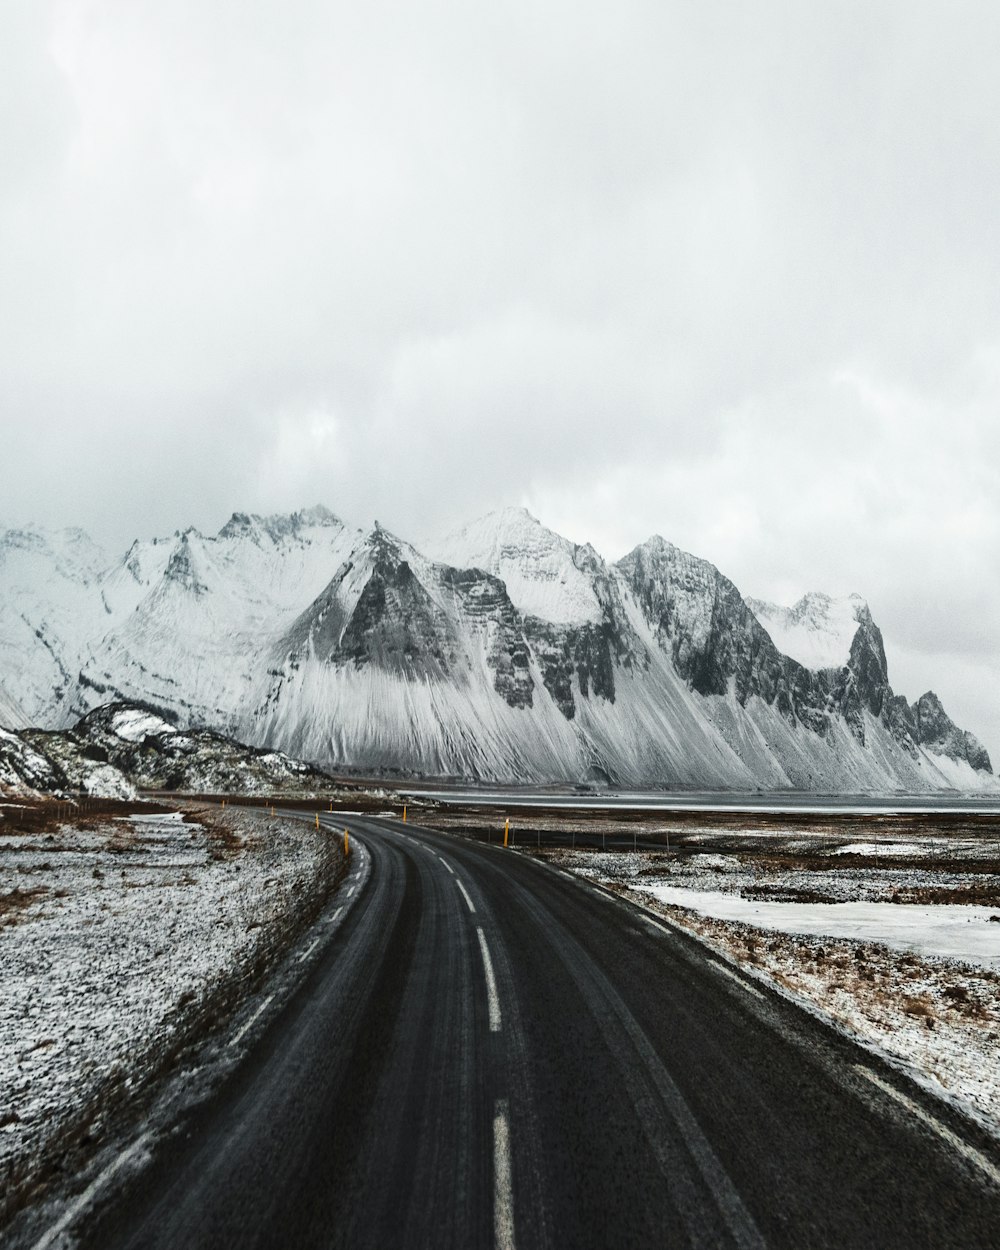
[65,815,1000,1249]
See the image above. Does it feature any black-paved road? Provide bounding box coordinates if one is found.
[68,816,1000,1249]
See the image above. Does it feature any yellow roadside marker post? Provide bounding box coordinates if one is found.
[344,828,350,856]
[315,812,319,829]
[503,818,509,848]
[403,805,407,823]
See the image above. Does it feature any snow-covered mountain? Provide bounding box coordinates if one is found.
[0,507,993,791]
[745,592,869,671]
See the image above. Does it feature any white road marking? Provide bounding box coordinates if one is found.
[331,906,343,922]
[456,879,476,913]
[30,1134,150,1250]
[347,884,356,898]
[231,994,274,1047]
[436,854,456,876]
[711,961,766,1001]
[476,927,502,1032]
[493,1099,516,1250]
[643,915,673,937]
[856,1066,1000,1187]
[297,938,319,963]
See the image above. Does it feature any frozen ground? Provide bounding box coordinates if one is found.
[547,835,1000,1136]
[0,803,343,1226]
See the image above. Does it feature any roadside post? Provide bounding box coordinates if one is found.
[503,818,510,848]
[403,805,407,823]
[344,827,350,856]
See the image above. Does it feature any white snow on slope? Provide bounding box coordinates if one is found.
[0,525,112,726]
[0,683,27,730]
[642,884,1000,968]
[80,509,362,731]
[108,707,177,741]
[748,591,867,670]
[425,506,604,624]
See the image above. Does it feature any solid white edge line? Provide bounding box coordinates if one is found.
[476,927,502,1032]
[493,1099,516,1250]
[856,1067,1000,1188]
[711,961,766,1001]
[297,938,319,963]
[456,878,476,913]
[231,993,274,1047]
[30,1134,150,1250]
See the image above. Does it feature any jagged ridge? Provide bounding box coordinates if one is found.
[0,507,992,791]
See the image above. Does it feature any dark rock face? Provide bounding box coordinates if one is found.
[53,700,335,792]
[524,619,622,719]
[618,537,818,717]
[338,557,458,679]
[913,691,993,772]
[519,557,640,721]
[163,534,209,597]
[616,536,989,774]
[440,567,533,709]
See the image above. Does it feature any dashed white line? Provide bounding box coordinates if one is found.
[331,906,343,922]
[856,1066,1000,1187]
[347,884,356,898]
[436,854,456,876]
[476,927,502,1032]
[29,1133,150,1250]
[493,1099,516,1250]
[297,938,319,963]
[231,993,274,1047]
[456,879,476,913]
[711,962,766,1001]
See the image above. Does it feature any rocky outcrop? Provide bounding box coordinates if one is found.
[913,691,992,773]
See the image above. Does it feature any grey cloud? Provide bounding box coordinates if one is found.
[2,0,999,756]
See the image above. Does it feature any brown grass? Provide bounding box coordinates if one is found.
[0,886,50,929]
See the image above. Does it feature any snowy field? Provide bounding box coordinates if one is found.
[641,886,1000,967]
[548,835,1000,1135]
[0,803,344,1226]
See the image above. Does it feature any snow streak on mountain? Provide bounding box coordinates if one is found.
[0,506,992,791]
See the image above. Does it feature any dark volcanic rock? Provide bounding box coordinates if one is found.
[913,691,993,773]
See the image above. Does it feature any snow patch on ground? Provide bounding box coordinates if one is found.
[832,841,927,857]
[640,885,1000,968]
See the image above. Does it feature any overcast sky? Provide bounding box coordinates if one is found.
[3,1,999,757]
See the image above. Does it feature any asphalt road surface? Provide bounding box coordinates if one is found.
[66,815,1000,1249]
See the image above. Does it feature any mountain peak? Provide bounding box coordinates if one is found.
[425,507,603,624]
[218,505,344,543]
[747,591,869,671]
